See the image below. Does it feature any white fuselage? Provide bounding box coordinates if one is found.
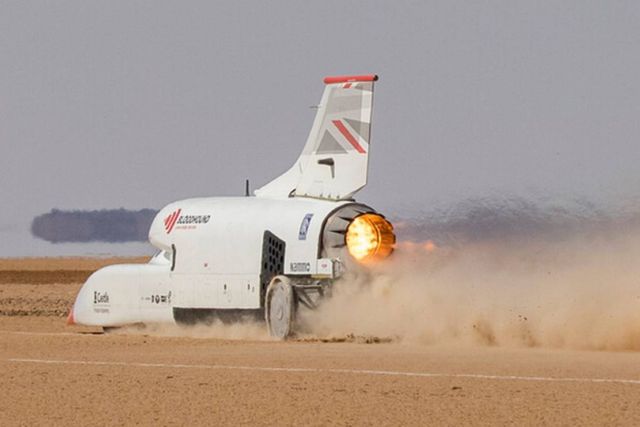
[70,73,385,329]
[71,196,354,326]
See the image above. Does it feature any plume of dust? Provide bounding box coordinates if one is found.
[300,230,640,351]
[118,319,271,341]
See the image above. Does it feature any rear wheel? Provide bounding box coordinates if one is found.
[265,275,296,339]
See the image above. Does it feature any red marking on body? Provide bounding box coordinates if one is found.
[332,120,366,153]
[165,209,181,234]
[324,74,378,84]
[163,212,173,231]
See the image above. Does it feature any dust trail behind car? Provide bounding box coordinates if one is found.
[303,199,640,350]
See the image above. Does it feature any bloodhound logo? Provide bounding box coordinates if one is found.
[164,208,211,234]
[164,209,181,234]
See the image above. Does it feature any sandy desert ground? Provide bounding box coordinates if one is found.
[0,258,639,426]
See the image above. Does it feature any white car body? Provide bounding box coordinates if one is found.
[70,74,391,332]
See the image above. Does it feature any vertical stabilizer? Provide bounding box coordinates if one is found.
[255,74,378,200]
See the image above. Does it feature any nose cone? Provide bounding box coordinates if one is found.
[66,306,75,325]
[70,275,96,325]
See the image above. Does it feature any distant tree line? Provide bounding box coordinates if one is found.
[31,209,158,243]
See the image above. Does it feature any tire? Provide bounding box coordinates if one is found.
[265,276,296,339]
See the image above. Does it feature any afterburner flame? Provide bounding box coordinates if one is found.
[346,213,395,262]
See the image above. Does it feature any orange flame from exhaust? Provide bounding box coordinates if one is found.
[346,214,396,262]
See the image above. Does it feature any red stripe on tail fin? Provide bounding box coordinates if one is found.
[332,120,366,154]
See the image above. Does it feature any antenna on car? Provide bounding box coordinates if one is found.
[245,179,250,197]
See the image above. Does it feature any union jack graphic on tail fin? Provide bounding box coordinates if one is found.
[255,74,377,201]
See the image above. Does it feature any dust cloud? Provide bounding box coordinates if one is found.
[117,320,271,341]
[301,228,640,351]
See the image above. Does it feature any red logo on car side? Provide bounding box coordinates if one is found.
[163,209,181,234]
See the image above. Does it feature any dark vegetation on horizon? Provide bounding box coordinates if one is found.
[31,209,157,243]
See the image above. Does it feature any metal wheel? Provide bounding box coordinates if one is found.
[265,275,296,339]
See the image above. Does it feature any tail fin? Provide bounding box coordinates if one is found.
[255,74,378,200]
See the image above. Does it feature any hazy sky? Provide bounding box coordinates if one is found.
[1,1,639,256]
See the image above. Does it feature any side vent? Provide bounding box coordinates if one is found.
[260,231,285,307]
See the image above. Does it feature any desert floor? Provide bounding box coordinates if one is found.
[0,258,639,426]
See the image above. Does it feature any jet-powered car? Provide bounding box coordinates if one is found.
[68,74,395,338]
